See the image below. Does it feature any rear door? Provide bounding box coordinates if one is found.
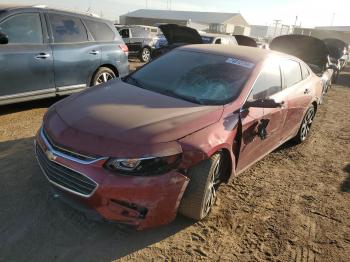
[237,59,288,173]
[0,12,54,98]
[280,59,313,139]
[46,12,101,92]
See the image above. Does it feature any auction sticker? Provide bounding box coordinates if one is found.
[226,58,255,69]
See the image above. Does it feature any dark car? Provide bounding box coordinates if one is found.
[0,5,129,106]
[35,45,323,229]
[270,34,336,94]
[151,24,203,59]
[234,35,258,47]
[118,25,166,62]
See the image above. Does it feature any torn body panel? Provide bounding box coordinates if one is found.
[35,132,189,230]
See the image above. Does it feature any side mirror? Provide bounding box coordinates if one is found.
[245,98,283,109]
[0,32,8,45]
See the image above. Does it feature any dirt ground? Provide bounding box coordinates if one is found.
[0,65,349,262]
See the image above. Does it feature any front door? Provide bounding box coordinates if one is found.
[0,12,54,98]
[237,59,288,173]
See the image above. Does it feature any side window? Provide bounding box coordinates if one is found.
[84,20,115,41]
[120,28,129,38]
[130,27,149,38]
[248,60,282,100]
[281,59,303,88]
[0,13,43,44]
[48,13,88,43]
[301,63,311,79]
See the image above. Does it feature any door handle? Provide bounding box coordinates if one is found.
[304,88,310,94]
[89,50,100,55]
[35,53,50,59]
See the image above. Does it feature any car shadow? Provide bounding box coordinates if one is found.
[0,97,63,116]
[340,164,350,193]
[0,137,194,261]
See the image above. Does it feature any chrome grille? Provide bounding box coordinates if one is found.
[42,128,97,162]
[36,144,97,197]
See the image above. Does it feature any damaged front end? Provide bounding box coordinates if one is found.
[35,127,190,230]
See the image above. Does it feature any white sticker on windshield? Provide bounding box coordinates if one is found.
[226,58,255,69]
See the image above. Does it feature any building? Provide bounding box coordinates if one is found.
[119,9,250,35]
[294,27,350,44]
[315,26,350,32]
[250,24,292,39]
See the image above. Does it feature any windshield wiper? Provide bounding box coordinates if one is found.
[157,89,208,105]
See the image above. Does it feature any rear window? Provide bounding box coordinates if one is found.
[281,59,303,88]
[124,50,255,105]
[49,13,88,43]
[84,20,115,41]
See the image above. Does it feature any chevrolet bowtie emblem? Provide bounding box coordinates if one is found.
[45,149,57,161]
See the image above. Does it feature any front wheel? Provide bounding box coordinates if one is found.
[178,153,223,220]
[91,67,116,86]
[292,105,315,144]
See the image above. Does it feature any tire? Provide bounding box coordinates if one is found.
[178,153,223,220]
[332,70,339,84]
[292,105,316,144]
[91,67,116,86]
[139,47,151,62]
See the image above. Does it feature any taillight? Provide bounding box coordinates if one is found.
[119,44,129,56]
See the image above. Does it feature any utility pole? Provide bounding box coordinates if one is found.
[166,0,172,10]
[273,19,282,37]
[331,13,336,26]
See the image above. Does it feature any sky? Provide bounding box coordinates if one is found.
[2,0,349,27]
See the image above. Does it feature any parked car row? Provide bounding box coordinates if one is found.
[117,23,261,62]
[0,4,129,105]
[0,5,347,230]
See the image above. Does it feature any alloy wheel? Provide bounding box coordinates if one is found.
[300,108,315,141]
[142,48,151,62]
[95,72,115,85]
[203,158,222,216]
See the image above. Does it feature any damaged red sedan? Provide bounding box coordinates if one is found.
[35,45,323,229]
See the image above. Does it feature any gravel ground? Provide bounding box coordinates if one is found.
[0,64,349,262]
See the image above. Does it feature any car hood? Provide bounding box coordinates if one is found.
[159,24,203,45]
[270,35,329,70]
[323,38,348,60]
[234,35,258,47]
[44,79,223,156]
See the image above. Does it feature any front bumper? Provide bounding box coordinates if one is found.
[34,131,189,230]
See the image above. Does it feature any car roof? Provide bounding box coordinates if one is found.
[0,4,27,10]
[200,33,232,38]
[177,44,285,63]
[0,5,105,21]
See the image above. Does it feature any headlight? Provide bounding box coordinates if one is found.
[104,154,182,176]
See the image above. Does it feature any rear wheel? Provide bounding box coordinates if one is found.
[179,153,223,220]
[91,67,116,86]
[292,105,315,144]
[139,47,151,62]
